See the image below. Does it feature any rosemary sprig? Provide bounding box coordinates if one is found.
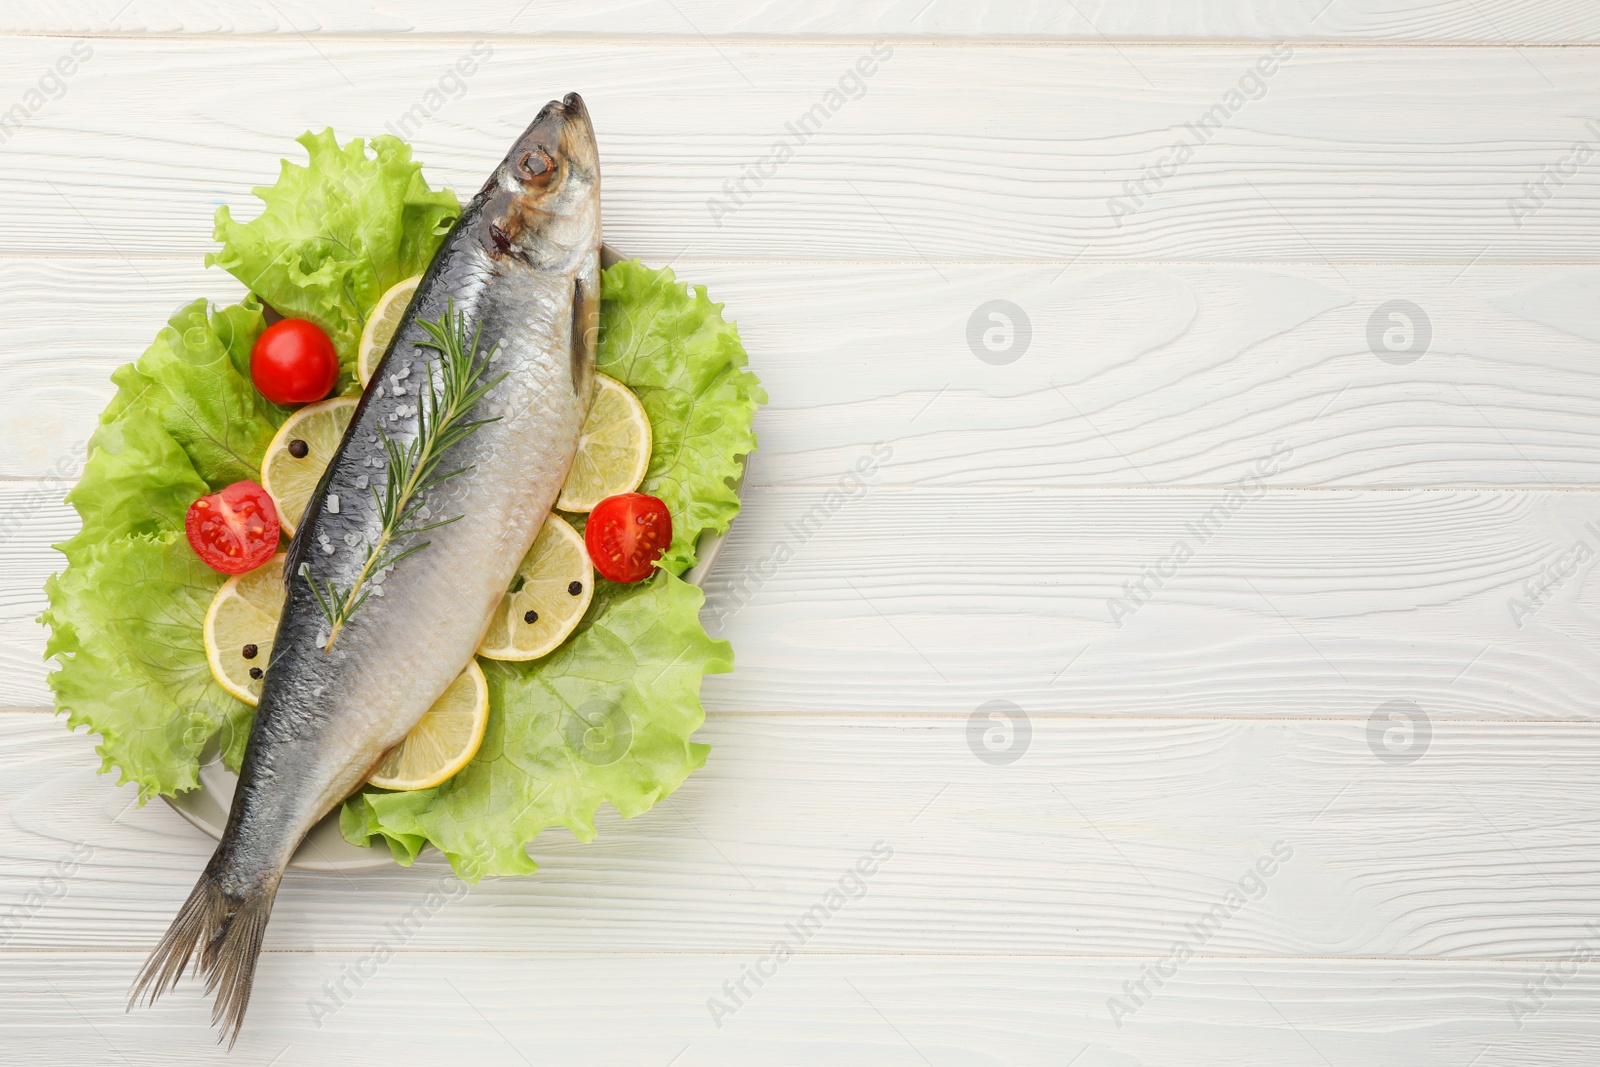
[301,298,506,650]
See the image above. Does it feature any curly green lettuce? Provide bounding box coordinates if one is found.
[598,260,766,574]
[99,297,284,490]
[44,131,761,877]
[208,129,459,393]
[45,530,254,797]
[43,299,276,799]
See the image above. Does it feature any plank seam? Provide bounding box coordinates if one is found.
[8,251,1600,269]
[1,34,1598,48]
[10,479,1600,494]
[1,948,1597,963]
[11,706,1600,724]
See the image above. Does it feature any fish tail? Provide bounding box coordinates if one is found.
[128,858,280,1047]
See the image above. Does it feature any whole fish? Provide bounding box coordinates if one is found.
[129,93,601,1042]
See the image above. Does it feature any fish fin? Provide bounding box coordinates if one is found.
[570,274,597,393]
[128,862,280,1047]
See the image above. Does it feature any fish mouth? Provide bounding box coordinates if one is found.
[480,93,601,263]
[512,92,598,188]
[559,91,589,122]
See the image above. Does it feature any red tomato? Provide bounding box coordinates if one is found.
[186,480,280,574]
[251,318,338,404]
[586,493,672,583]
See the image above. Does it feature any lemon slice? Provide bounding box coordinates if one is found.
[556,373,652,512]
[202,552,488,789]
[477,514,594,661]
[260,397,357,536]
[358,275,422,386]
[203,553,286,705]
[368,661,490,791]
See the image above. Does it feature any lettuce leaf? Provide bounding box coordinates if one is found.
[56,406,208,560]
[44,422,259,795]
[208,129,460,394]
[598,260,766,573]
[342,573,727,877]
[100,297,284,490]
[43,303,273,798]
[44,532,253,800]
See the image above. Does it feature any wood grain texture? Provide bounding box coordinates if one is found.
[5,257,1600,486]
[4,713,1600,961]
[5,0,1599,43]
[3,14,1599,1065]
[10,484,1600,717]
[0,42,1597,262]
[702,487,1600,718]
[5,952,1598,1066]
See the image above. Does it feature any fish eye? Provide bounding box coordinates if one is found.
[517,149,555,184]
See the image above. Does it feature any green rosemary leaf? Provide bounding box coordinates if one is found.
[397,515,464,538]
[299,298,498,650]
[300,563,336,626]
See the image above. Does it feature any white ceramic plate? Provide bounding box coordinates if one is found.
[162,244,744,872]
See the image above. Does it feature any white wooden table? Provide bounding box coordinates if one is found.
[3,3,1600,1063]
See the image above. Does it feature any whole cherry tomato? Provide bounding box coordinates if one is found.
[585,493,672,583]
[186,480,280,574]
[251,318,338,404]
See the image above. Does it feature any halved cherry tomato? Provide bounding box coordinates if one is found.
[251,318,338,404]
[186,480,280,574]
[586,493,672,583]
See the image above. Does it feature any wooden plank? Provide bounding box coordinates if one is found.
[5,257,1600,486]
[706,486,1600,717]
[4,951,1596,1066]
[0,42,1596,261]
[4,1,1599,43]
[4,712,1600,962]
[7,484,1600,716]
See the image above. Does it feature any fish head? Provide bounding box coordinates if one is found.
[480,92,601,270]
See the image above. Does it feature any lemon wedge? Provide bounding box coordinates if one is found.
[477,514,594,661]
[556,373,652,512]
[358,275,422,387]
[203,553,285,705]
[368,661,490,791]
[260,397,357,536]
